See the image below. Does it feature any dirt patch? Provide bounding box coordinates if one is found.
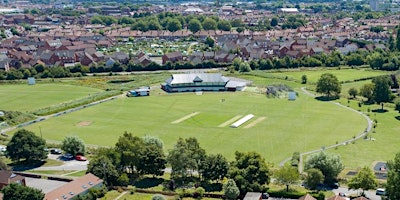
[244,117,266,129]
[77,121,92,126]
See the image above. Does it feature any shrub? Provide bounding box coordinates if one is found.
[193,187,205,198]
[152,194,166,200]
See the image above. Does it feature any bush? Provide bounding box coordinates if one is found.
[152,194,166,200]
[193,187,205,198]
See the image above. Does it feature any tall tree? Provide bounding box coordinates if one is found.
[6,129,47,162]
[275,164,300,192]
[87,155,119,186]
[199,153,229,182]
[304,168,324,190]
[166,19,182,32]
[115,132,144,174]
[229,151,270,195]
[188,18,202,33]
[137,143,166,177]
[360,83,375,103]
[373,76,392,110]
[304,151,344,184]
[1,183,44,200]
[348,166,377,195]
[396,27,400,51]
[143,135,164,149]
[61,136,86,156]
[217,20,231,31]
[202,18,217,30]
[223,179,240,200]
[395,98,400,113]
[205,36,215,48]
[167,137,206,178]
[316,73,342,97]
[387,152,400,199]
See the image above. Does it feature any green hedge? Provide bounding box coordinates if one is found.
[267,190,325,200]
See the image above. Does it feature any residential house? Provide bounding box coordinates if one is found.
[111,52,130,64]
[44,173,103,200]
[326,195,346,200]
[162,51,183,64]
[298,194,317,200]
[0,170,26,189]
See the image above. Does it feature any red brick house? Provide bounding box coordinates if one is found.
[162,51,183,64]
[0,170,26,189]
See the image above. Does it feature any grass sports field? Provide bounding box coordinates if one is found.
[22,87,366,164]
[0,83,102,112]
[4,68,399,168]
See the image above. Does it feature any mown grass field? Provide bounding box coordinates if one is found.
[0,83,103,112]
[4,68,397,168]
[21,88,366,164]
[256,68,389,84]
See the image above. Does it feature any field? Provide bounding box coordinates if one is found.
[21,87,366,164]
[0,83,102,112]
[3,68,398,168]
[252,68,389,84]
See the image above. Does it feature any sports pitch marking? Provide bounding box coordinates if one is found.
[218,115,243,127]
[171,112,200,124]
[243,116,266,129]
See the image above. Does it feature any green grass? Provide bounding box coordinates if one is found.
[42,159,64,167]
[254,68,389,84]
[20,90,366,164]
[327,98,400,169]
[101,190,122,200]
[26,170,75,175]
[0,83,103,112]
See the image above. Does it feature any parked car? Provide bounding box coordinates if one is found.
[50,148,62,154]
[376,188,386,196]
[62,153,74,160]
[75,155,87,161]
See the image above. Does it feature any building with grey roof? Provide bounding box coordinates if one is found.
[161,73,250,92]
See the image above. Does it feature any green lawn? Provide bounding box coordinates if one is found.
[327,99,400,169]
[0,83,103,112]
[255,68,389,84]
[20,90,366,164]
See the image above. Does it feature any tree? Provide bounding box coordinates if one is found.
[395,98,400,113]
[304,151,344,184]
[167,137,206,178]
[217,20,231,31]
[143,135,164,149]
[223,179,240,200]
[304,168,324,190]
[137,143,166,177]
[115,132,144,174]
[166,19,182,32]
[316,73,342,97]
[275,164,300,192]
[1,183,44,200]
[148,20,162,30]
[270,17,278,26]
[87,155,119,186]
[188,19,202,33]
[239,62,251,72]
[360,83,375,103]
[348,87,358,98]
[205,36,215,48]
[6,129,47,162]
[396,27,400,51]
[301,75,307,84]
[229,151,270,195]
[390,74,399,89]
[199,154,229,181]
[348,166,377,195]
[387,152,400,199]
[202,18,217,30]
[373,76,392,110]
[61,136,86,156]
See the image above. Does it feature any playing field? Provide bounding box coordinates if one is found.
[252,68,389,84]
[21,90,367,164]
[0,83,103,112]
